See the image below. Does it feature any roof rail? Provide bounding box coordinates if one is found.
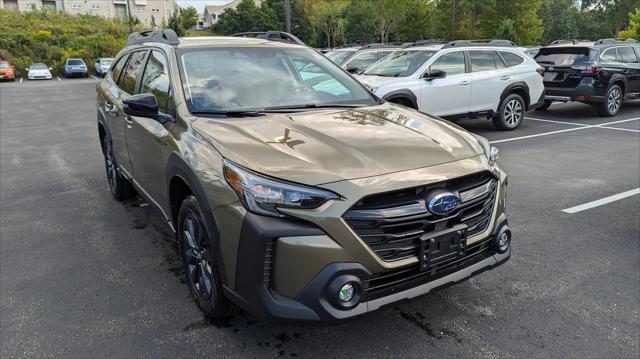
[402,39,446,48]
[231,31,305,46]
[442,39,516,48]
[334,43,363,49]
[126,28,180,47]
[359,43,400,49]
[549,39,591,45]
[594,38,640,45]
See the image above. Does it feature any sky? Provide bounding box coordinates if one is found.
[175,0,231,13]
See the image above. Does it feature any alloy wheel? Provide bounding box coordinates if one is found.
[504,99,523,127]
[607,88,622,114]
[181,215,214,301]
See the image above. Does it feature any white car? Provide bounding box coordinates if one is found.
[26,63,53,80]
[356,40,546,130]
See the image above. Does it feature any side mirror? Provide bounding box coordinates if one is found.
[424,69,446,81]
[123,93,173,124]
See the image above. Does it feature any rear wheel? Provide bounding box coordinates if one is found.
[535,100,552,111]
[178,196,235,320]
[492,93,525,131]
[102,134,134,201]
[597,84,623,117]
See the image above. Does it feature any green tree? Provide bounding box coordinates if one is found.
[213,0,278,35]
[618,7,640,39]
[306,0,349,47]
[180,6,198,30]
[496,19,518,42]
[538,0,579,44]
[479,0,543,44]
[167,8,184,36]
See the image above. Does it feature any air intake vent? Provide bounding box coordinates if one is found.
[263,241,274,287]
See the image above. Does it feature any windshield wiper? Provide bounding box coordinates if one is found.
[191,110,264,117]
[261,104,363,112]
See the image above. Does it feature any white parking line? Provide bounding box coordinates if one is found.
[491,117,640,144]
[90,75,98,80]
[525,117,589,127]
[56,77,61,82]
[19,78,23,83]
[562,188,640,214]
[597,126,640,133]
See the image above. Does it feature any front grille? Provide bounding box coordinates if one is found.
[344,172,497,262]
[362,237,496,300]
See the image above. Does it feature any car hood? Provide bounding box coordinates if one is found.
[354,75,406,89]
[193,103,483,185]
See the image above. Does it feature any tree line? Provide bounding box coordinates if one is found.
[211,0,640,47]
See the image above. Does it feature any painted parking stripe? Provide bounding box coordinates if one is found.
[56,77,61,82]
[596,126,640,133]
[91,75,98,80]
[19,78,23,83]
[525,117,589,127]
[562,188,640,214]
[491,117,640,144]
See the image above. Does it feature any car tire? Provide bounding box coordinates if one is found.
[178,195,236,320]
[535,100,552,111]
[597,84,623,117]
[102,133,135,201]
[492,93,525,131]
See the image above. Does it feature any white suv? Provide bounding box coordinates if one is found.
[356,40,546,130]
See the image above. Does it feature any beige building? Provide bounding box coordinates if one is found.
[0,0,178,25]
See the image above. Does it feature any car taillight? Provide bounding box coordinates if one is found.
[571,64,600,74]
[536,67,545,76]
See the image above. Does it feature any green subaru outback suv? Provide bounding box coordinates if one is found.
[96,29,511,322]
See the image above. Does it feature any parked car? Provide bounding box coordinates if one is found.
[26,63,53,80]
[94,57,114,77]
[0,60,16,81]
[97,29,510,322]
[523,46,541,58]
[324,45,361,65]
[534,38,640,116]
[356,40,546,130]
[326,44,400,73]
[62,58,88,78]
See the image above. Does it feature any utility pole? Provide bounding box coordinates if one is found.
[450,0,456,40]
[284,0,291,33]
[127,0,134,33]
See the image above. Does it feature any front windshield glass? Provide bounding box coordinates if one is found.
[31,63,47,70]
[179,47,376,113]
[0,62,9,68]
[364,50,437,77]
[325,50,355,65]
[102,59,114,66]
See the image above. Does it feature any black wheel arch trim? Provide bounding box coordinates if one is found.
[382,89,418,108]
[165,152,229,286]
[500,82,530,109]
[608,75,627,93]
[97,109,111,155]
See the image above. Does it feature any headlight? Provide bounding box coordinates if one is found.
[475,135,499,166]
[223,160,340,217]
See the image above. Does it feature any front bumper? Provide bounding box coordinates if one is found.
[220,159,510,322]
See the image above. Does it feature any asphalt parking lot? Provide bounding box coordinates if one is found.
[1,78,639,358]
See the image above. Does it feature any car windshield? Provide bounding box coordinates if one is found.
[364,50,437,77]
[101,59,114,66]
[68,59,84,66]
[179,47,377,113]
[31,63,47,70]
[325,50,355,65]
[535,47,594,66]
[0,62,9,68]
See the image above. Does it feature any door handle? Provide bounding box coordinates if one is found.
[460,80,471,86]
[124,116,134,128]
[500,76,511,81]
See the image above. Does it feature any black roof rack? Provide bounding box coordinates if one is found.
[442,39,516,48]
[126,28,180,47]
[402,39,446,48]
[359,43,400,49]
[549,39,592,45]
[594,38,640,45]
[231,31,305,46]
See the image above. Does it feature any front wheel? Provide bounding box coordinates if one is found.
[493,93,525,131]
[178,196,235,320]
[597,84,623,117]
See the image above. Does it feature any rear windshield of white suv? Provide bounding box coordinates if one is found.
[535,47,595,66]
[363,50,437,77]
[68,59,85,66]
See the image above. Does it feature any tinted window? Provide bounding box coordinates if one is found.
[634,47,640,60]
[141,50,174,114]
[379,51,394,58]
[121,51,147,94]
[346,52,379,71]
[535,47,593,66]
[325,50,356,65]
[68,59,84,66]
[500,51,525,67]
[469,50,498,72]
[31,63,47,70]
[619,47,638,63]
[494,52,506,69]
[364,50,437,77]
[430,51,465,75]
[179,48,376,112]
[602,48,621,62]
[110,55,128,84]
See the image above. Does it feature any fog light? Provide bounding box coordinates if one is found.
[498,232,509,250]
[338,283,354,302]
[495,226,511,253]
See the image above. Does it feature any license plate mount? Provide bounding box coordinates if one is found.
[419,225,468,271]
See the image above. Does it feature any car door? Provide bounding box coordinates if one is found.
[418,50,471,116]
[467,50,511,113]
[618,46,640,92]
[103,53,134,174]
[125,49,176,206]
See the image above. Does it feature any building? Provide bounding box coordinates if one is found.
[198,0,261,29]
[0,0,178,25]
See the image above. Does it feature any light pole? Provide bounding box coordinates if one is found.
[284,0,291,33]
[451,0,456,40]
[127,0,134,33]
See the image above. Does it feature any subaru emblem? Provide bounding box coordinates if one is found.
[427,192,460,216]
